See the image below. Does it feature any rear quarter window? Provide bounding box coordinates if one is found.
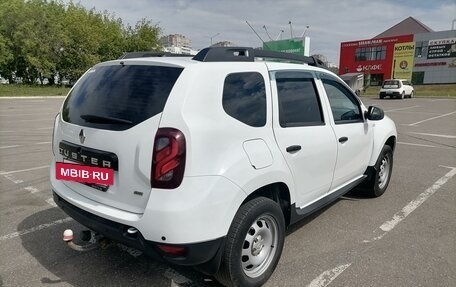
[62,64,183,131]
[382,80,400,88]
[222,72,266,127]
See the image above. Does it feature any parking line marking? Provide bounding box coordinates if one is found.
[397,142,435,148]
[46,198,57,207]
[407,132,456,139]
[24,186,40,194]
[164,268,192,286]
[0,165,50,175]
[3,174,24,184]
[385,105,420,112]
[408,111,456,126]
[0,142,51,149]
[0,113,52,117]
[2,118,52,123]
[0,145,21,149]
[306,263,352,287]
[0,217,72,241]
[364,166,456,243]
[389,111,439,115]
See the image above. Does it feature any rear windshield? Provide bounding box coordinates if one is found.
[62,64,183,131]
[382,80,400,88]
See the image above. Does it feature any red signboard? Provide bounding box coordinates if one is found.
[339,34,414,80]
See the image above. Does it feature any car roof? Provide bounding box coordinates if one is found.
[98,56,332,75]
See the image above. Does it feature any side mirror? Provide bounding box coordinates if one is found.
[366,106,384,121]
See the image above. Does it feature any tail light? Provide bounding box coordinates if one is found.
[151,128,186,189]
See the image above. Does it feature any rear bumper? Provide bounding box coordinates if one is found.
[54,192,224,273]
[51,163,245,243]
[379,91,400,97]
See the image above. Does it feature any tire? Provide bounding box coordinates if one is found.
[409,91,414,98]
[215,197,285,287]
[379,94,384,99]
[364,145,393,197]
[400,91,405,99]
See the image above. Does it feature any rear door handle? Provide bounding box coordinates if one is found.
[286,145,302,153]
[338,137,348,143]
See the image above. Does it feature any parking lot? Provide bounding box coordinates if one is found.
[0,96,455,287]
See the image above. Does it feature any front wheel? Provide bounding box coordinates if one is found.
[400,91,405,99]
[215,197,285,287]
[363,145,394,197]
[409,91,414,98]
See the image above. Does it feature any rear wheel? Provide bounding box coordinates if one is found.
[363,145,393,197]
[409,91,414,98]
[215,197,285,287]
[379,94,384,99]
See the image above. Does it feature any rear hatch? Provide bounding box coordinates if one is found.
[54,61,184,214]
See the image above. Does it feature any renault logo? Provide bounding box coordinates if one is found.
[79,129,86,144]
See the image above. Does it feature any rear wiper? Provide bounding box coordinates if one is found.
[80,114,133,125]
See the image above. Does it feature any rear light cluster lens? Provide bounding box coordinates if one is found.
[151,128,186,189]
[156,243,187,257]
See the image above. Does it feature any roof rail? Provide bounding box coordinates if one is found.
[192,47,327,68]
[117,51,193,60]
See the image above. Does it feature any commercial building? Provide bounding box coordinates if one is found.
[160,34,198,55]
[160,34,192,48]
[339,17,456,85]
[211,41,236,47]
[163,46,197,55]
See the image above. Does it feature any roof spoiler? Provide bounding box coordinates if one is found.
[117,51,193,59]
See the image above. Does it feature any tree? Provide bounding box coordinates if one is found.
[124,18,162,52]
[0,0,163,84]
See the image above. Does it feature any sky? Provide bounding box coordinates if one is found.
[73,0,456,64]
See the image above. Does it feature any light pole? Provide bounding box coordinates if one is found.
[289,21,293,39]
[275,30,284,40]
[300,25,310,38]
[262,25,273,41]
[209,33,220,46]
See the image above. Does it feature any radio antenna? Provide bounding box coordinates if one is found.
[246,21,270,49]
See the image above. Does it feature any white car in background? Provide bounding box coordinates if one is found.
[379,79,414,99]
[0,76,9,84]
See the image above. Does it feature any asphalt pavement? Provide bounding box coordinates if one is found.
[0,96,455,287]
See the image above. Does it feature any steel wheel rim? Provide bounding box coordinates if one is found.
[378,155,390,189]
[241,214,278,278]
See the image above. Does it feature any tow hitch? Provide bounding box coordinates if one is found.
[63,229,112,251]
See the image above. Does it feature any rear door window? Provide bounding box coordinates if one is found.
[275,71,324,127]
[62,64,183,131]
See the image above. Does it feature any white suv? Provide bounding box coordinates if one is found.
[51,47,397,287]
[379,79,414,99]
